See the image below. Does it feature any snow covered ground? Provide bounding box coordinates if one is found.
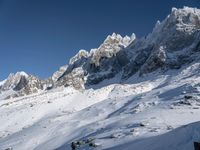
[1,63,200,150]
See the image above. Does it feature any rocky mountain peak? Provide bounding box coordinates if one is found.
[90,33,134,66]
[69,49,89,65]
[0,71,43,99]
[147,6,200,45]
[171,6,200,26]
[122,7,200,79]
[1,71,29,91]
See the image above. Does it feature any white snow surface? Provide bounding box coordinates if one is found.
[1,62,200,150]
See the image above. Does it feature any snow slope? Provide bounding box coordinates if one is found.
[1,62,200,150]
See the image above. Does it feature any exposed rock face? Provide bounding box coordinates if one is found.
[122,7,200,78]
[122,45,153,79]
[1,72,29,91]
[13,76,28,91]
[90,33,134,66]
[19,75,43,96]
[54,33,134,89]
[58,67,85,90]
[0,72,43,99]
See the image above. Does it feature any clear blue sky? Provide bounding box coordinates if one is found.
[0,0,199,80]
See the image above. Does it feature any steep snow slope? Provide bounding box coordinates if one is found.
[1,62,200,150]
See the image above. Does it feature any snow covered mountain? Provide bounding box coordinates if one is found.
[1,6,200,150]
[52,6,200,90]
[1,72,29,91]
[0,72,43,99]
[122,7,200,78]
[53,33,135,89]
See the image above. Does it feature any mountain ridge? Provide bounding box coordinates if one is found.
[0,6,200,99]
